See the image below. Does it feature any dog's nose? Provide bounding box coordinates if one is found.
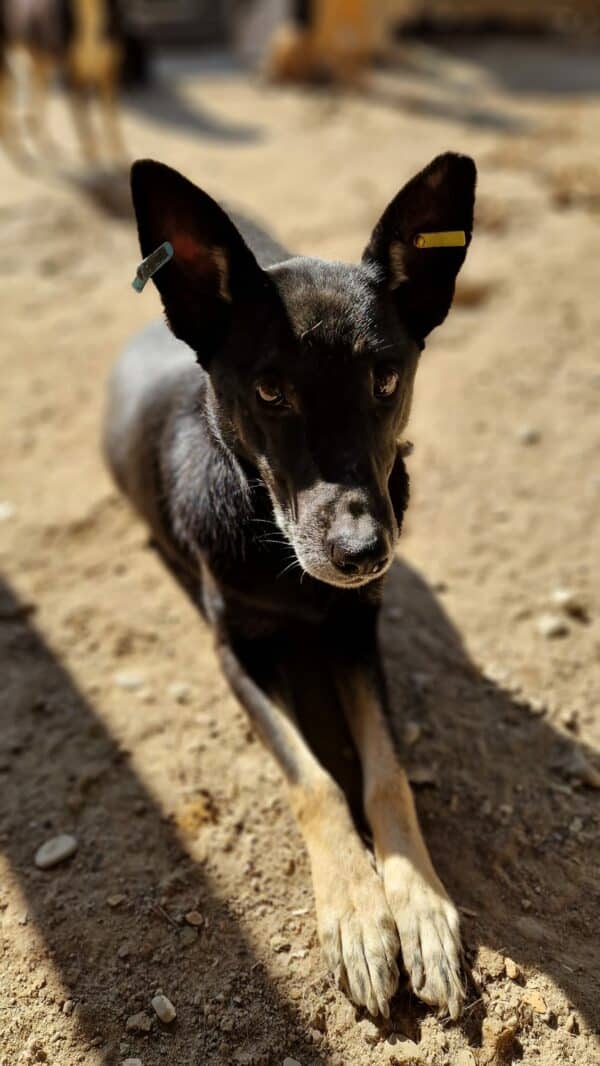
[328,531,388,578]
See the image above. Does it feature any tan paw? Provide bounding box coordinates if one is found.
[315,859,400,1017]
[384,861,464,1019]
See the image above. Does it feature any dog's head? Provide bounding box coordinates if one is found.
[131,154,476,589]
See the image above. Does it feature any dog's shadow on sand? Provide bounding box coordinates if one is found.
[378,560,599,1043]
[1,554,598,1058]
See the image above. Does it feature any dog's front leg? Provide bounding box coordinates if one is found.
[332,622,464,1019]
[213,630,400,1016]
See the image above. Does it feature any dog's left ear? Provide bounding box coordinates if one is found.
[363,152,476,342]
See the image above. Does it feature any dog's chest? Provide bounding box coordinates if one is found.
[68,0,120,83]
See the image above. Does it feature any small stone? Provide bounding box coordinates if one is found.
[126,1011,152,1033]
[569,816,584,834]
[151,994,176,1023]
[270,934,291,953]
[179,926,198,947]
[478,947,505,979]
[403,721,422,747]
[220,1016,235,1032]
[498,803,513,824]
[117,944,130,959]
[536,613,569,639]
[62,1000,74,1015]
[122,1060,143,1066]
[168,681,191,704]
[107,894,127,908]
[504,957,521,981]
[408,765,438,787]
[0,501,16,521]
[485,663,508,684]
[522,989,547,1013]
[184,909,204,927]
[565,1012,578,1034]
[114,671,145,691]
[550,587,587,621]
[283,1059,302,1066]
[290,948,309,959]
[34,834,78,869]
[518,427,541,445]
[560,708,579,732]
[359,1018,380,1045]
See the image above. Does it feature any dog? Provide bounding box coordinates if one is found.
[103,151,476,1019]
[0,0,136,162]
[265,0,402,84]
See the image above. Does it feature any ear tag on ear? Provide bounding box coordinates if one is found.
[132,241,174,292]
[413,231,466,249]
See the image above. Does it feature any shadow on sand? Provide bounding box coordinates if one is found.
[0,576,325,1064]
[1,552,598,1059]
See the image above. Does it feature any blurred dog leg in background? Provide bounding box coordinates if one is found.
[0,0,141,165]
[265,0,405,83]
[66,0,125,162]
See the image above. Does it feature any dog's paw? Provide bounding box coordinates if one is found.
[383,860,464,1019]
[315,861,400,1017]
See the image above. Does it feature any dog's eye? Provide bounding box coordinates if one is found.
[256,381,285,407]
[373,367,399,400]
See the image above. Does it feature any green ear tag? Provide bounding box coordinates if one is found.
[132,241,174,292]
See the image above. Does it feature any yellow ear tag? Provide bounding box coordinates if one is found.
[413,231,466,249]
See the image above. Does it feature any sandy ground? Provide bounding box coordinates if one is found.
[1,36,600,1066]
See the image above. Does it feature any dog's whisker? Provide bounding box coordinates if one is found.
[300,318,323,340]
[276,558,302,579]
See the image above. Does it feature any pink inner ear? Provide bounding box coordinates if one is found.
[168,228,229,298]
[172,231,202,264]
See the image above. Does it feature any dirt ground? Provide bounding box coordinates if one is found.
[1,36,600,1066]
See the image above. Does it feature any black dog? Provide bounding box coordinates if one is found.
[104,153,476,1020]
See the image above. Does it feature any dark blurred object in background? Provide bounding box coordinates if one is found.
[126,0,226,47]
[223,0,600,84]
[398,0,600,37]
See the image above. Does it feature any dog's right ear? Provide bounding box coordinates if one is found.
[130,160,268,365]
